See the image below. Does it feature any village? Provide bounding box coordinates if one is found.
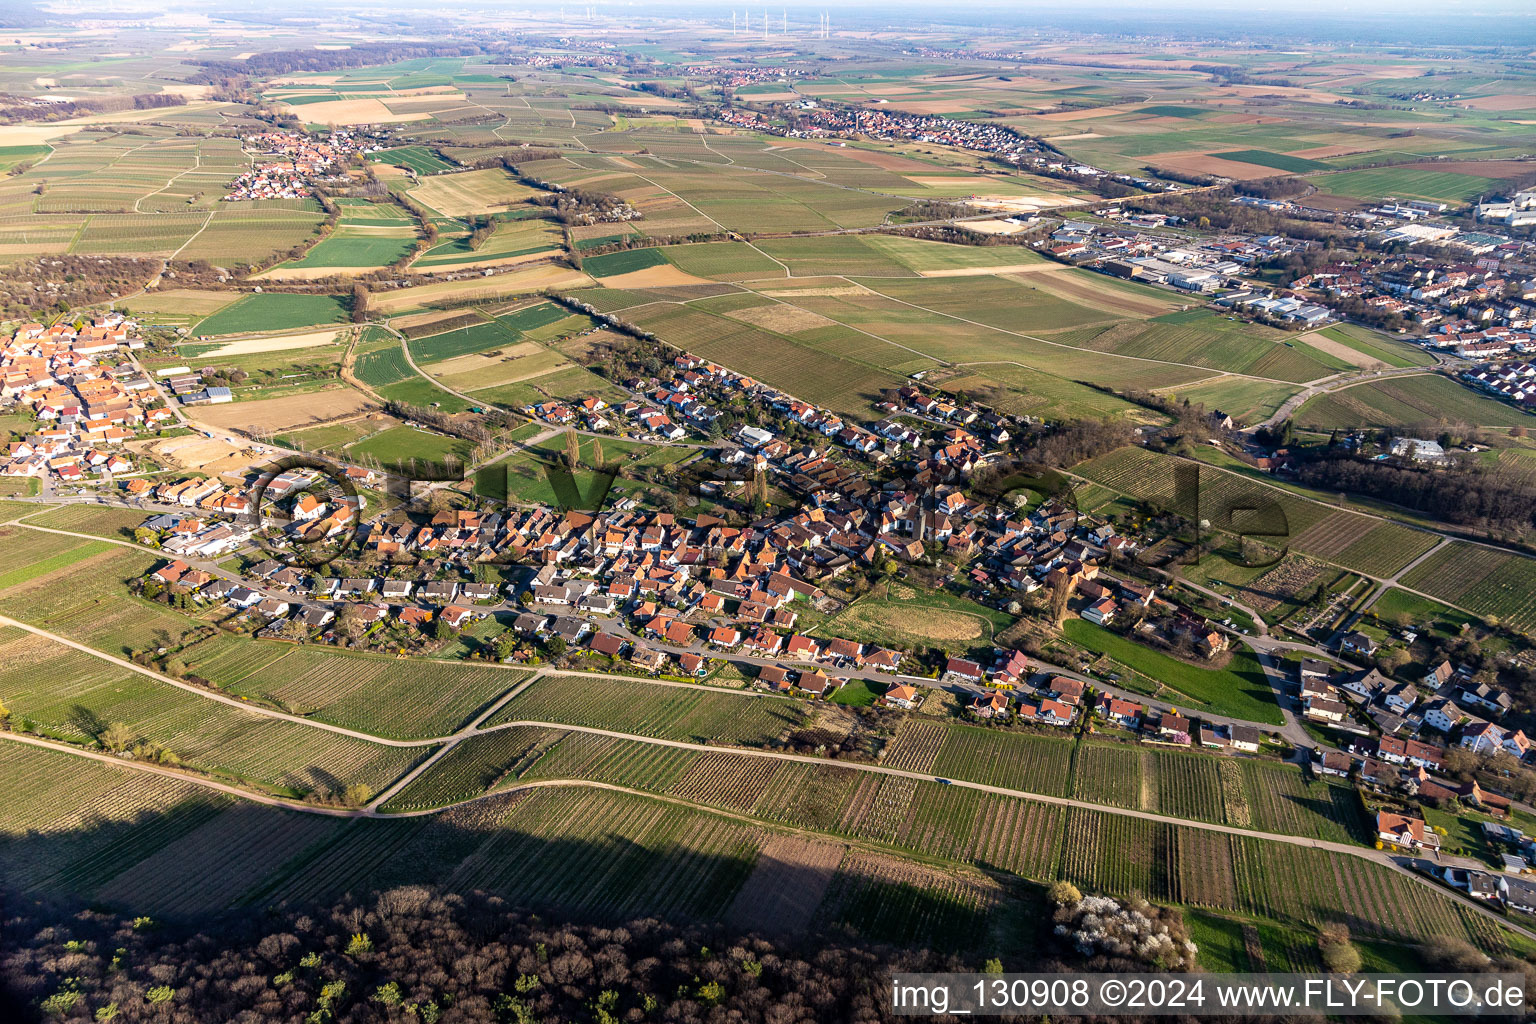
[221,128,386,202]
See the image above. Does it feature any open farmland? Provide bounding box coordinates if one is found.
[928,724,1075,796]
[1400,542,1536,633]
[367,145,453,174]
[0,630,427,798]
[621,301,910,415]
[406,168,539,218]
[1074,446,1439,577]
[484,673,808,746]
[1313,167,1500,204]
[195,292,351,336]
[1297,374,1531,430]
[190,639,534,739]
[8,26,1536,981]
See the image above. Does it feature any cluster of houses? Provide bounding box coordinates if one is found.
[717,102,1048,165]
[223,129,376,201]
[151,554,489,641]
[1301,255,1535,335]
[1297,654,1533,815]
[0,315,164,483]
[1462,360,1536,407]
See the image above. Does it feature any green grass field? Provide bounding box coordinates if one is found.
[347,424,475,466]
[1313,167,1499,204]
[195,293,351,336]
[1214,150,1329,173]
[285,232,417,268]
[407,319,520,363]
[1063,619,1283,724]
[1297,374,1530,430]
[584,247,668,277]
[366,145,453,174]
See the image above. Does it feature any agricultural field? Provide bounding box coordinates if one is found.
[1075,445,1439,577]
[187,638,534,740]
[1400,542,1536,633]
[484,673,808,746]
[353,344,416,388]
[0,629,428,798]
[1312,167,1501,204]
[367,145,454,174]
[408,215,562,271]
[194,292,352,336]
[584,246,669,278]
[928,724,1075,796]
[9,30,1536,975]
[279,212,417,271]
[22,504,153,542]
[1297,374,1532,430]
[381,726,567,811]
[405,168,539,218]
[407,317,522,363]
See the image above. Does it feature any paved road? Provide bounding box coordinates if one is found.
[1254,366,1447,431]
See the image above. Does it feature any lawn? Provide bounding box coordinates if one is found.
[196,293,351,336]
[347,425,476,466]
[1063,619,1283,725]
[829,679,886,706]
[814,583,1015,657]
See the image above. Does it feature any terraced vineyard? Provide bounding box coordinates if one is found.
[217,645,531,739]
[1071,742,1145,809]
[814,850,1008,953]
[0,631,428,797]
[1075,446,1439,577]
[485,673,806,745]
[381,726,564,811]
[928,724,1075,796]
[1401,541,1536,633]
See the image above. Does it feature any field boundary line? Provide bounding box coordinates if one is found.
[6,717,1528,941]
[0,730,358,817]
[0,612,435,748]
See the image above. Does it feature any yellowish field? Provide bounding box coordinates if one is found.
[190,329,345,358]
[599,264,717,288]
[407,169,539,217]
[370,266,594,313]
[120,288,238,316]
[278,98,428,123]
[726,304,837,334]
[187,385,375,432]
[1294,330,1386,370]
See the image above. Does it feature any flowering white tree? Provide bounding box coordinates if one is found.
[1051,890,1197,970]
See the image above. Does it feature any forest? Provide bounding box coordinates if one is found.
[1293,453,1536,541]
